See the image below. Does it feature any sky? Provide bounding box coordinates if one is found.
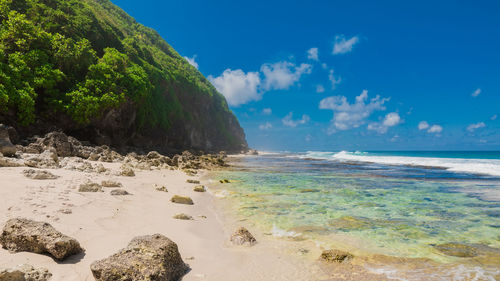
[112,0,500,151]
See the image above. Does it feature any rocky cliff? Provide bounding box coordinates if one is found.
[0,0,248,153]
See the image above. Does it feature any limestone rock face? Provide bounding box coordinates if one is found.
[0,218,84,260]
[0,264,52,281]
[22,169,59,180]
[230,227,257,246]
[320,249,353,263]
[0,124,17,157]
[170,195,193,205]
[90,234,188,281]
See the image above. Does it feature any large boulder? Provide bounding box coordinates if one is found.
[0,124,17,157]
[230,227,257,246]
[0,264,52,281]
[0,218,84,260]
[90,234,189,281]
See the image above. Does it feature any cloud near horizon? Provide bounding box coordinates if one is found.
[333,35,359,55]
[368,112,402,134]
[282,112,310,127]
[319,90,389,134]
[467,122,485,132]
[209,61,312,106]
[419,121,443,134]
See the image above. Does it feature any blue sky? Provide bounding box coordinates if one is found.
[112,0,500,151]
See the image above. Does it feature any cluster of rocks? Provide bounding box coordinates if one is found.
[0,219,190,281]
[0,125,230,175]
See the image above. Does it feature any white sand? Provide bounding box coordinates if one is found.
[0,161,327,280]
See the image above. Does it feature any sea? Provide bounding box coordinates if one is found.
[211,151,500,280]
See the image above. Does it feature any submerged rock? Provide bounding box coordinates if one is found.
[433,243,478,258]
[320,249,353,263]
[110,189,129,196]
[193,185,206,192]
[78,182,103,192]
[0,124,17,157]
[22,169,59,180]
[173,213,193,220]
[0,218,84,260]
[90,234,188,281]
[0,264,52,281]
[328,216,373,230]
[230,227,257,246]
[171,195,193,205]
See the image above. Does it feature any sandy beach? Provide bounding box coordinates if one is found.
[0,157,334,281]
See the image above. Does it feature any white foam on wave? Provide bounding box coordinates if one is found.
[304,151,500,177]
[365,264,500,281]
[271,224,302,238]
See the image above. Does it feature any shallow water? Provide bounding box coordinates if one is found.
[211,152,500,280]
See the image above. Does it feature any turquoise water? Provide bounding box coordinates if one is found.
[212,152,500,278]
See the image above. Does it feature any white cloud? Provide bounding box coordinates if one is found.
[183,55,199,69]
[282,112,310,127]
[418,121,429,130]
[259,122,273,130]
[427,125,443,134]
[307,47,319,61]
[333,35,359,55]
[261,61,312,91]
[328,69,342,90]
[471,88,481,97]
[467,122,485,132]
[209,61,311,106]
[316,84,325,93]
[319,90,389,133]
[208,69,261,106]
[491,114,497,120]
[367,112,401,134]
[262,108,272,115]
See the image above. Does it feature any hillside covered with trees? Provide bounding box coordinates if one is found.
[0,0,247,152]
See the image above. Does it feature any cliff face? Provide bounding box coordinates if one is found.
[0,0,248,153]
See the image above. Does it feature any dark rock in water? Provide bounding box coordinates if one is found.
[328,216,373,230]
[320,249,353,263]
[433,243,478,258]
[0,218,84,260]
[22,169,59,180]
[90,234,188,281]
[230,227,257,246]
[219,179,230,184]
[0,264,52,281]
[171,195,193,205]
[110,189,129,195]
[0,124,17,157]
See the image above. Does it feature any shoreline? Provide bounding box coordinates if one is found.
[0,145,329,280]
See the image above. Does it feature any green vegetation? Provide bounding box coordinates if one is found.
[0,0,244,151]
